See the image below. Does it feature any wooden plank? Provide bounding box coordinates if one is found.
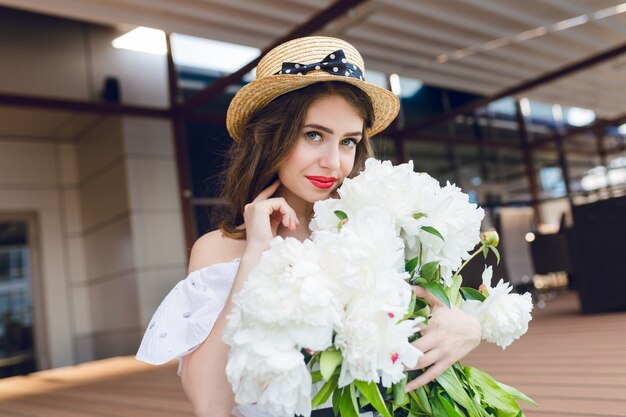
[464,291,626,416]
[27,395,192,417]
[0,291,624,416]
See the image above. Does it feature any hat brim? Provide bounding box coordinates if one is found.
[226,73,400,142]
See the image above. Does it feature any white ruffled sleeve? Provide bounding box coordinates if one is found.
[136,259,240,374]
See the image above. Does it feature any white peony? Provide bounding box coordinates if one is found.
[232,236,342,351]
[311,158,484,286]
[313,207,423,387]
[226,341,312,417]
[225,237,343,417]
[462,267,533,349]
[313,207,408,296]
[412,182,485,285]
[334,296,423,387]
[225,159,490,414]
[311,159,440,235]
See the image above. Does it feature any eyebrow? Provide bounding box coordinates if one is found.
[303,123,362,137]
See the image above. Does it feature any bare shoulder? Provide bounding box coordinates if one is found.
[187,229,246,273]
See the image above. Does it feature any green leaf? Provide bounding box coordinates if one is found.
[420,261,440,281]
[421,226,445,241]
[413,212,426,220]
[437,390,467,417]
[408,392,422,414]
[320,350,343,381]
[406,292,429,321]
[448,274,463,306]
[311,373,339,408]
[497,381,538,407]
[332,386,342,416]
[413,387,433,414]
[482,246,489,259]
[421,281,451,308]
[358,391,371,408]
[339,384,360,417]
[392,375,408,408]
[407,410,430,417]
[429,392,449,417]
[489,246,501,264]
[335,210,349,231]
[465,367,522,415]
[436,366,486,417]
[349,384,360,415]
[413,297,428,312]
[311,370,323,384]
[406,256,419,274]
[354,380,392,417]
[460,287,486,302]
[415,277,429,286]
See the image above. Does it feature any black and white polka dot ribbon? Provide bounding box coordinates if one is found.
[278,49,365,81]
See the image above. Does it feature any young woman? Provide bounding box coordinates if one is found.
[137,36,481,417]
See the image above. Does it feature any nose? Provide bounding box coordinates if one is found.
[318,142,341,170]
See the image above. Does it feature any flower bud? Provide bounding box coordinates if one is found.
[478,284,490,297]
[481,230,499,247]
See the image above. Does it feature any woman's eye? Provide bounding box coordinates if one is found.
[341,138,357,148]
[305,131,322,141]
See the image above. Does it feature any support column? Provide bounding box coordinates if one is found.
[554,129,573,204]
[441,90,460,185]
[166,34,196,253]
[594,127,613,197]
[514,99,543,224]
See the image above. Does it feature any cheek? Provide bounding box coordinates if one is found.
[279,143,309,175]
[341,152,356,176]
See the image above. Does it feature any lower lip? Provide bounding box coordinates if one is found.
[307,178,335,189]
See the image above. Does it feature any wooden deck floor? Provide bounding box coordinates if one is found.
[0,291,624,417]
[465,291,626,417]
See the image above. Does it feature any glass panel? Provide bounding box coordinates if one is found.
[0,221,36,378]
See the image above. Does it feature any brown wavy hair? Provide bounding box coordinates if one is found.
[217,81,375,239]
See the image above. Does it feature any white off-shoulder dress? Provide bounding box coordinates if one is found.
[136,259,370,417]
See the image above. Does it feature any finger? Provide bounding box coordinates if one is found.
[283,211,294,230]
[253,179,281,202]
[411,333,438,354]
[413,285,443,308]
[413,349,441,370]
[405,362,447,392]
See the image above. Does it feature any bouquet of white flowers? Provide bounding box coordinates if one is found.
[225,158,535,417]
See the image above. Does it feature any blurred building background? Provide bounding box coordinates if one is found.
[0,0,625,379]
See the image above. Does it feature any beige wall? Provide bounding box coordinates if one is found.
[0,8,186,369]
[72,117,186,363]
[0,7,168,107]
[0,139,76,369]
[0,116,187,368]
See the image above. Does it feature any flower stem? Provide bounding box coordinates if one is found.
[450,245,484,282]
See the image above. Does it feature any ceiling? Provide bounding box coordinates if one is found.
[1,0,625,121]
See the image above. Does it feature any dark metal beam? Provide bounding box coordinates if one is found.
[167,33,196,254]
[393,132,601,156]
[514,99,543,224]
[554,128,573,204]
[533,111,626,148]
[397,42,626,137]
[593,126,614,197]
[182,0,366,112]
[0,92,172,118]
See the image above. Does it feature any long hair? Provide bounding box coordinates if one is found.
[217,81,375,239]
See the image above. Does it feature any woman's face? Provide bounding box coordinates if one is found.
[277,94,364,205]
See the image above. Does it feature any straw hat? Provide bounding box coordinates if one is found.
[226,36,399,142]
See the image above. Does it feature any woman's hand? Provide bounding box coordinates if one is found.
[243,180,299,253]
[405,285,482,392]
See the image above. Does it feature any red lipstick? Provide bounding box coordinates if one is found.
[306,176,336,189]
